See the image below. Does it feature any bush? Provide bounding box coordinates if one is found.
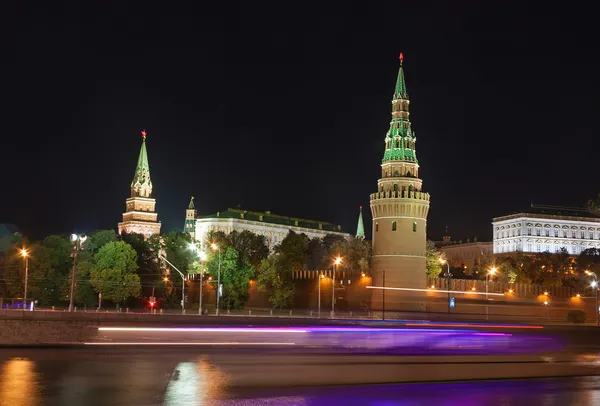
[567,310,587,324]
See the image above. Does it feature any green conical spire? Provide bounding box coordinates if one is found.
[131,130,153,197]
[356,206,365,239]
[188,196,195,209]
[394,52,408,99]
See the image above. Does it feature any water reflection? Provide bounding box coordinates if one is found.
[164,358,228,405]
[0,358,40,406]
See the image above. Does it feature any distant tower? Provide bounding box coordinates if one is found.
[184,196,197,238]
[356,206,365,239]
[369,53,431,312]
[118,130,161,238]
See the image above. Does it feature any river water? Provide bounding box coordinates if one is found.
[1,348,599,405]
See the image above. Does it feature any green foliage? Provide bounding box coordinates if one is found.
[227,230,269,268]
[426,241,443,278]
[206,247,254,310]
[90,241,141,304]
[275,231,309,272]
[567,309,587,324]
[162,231,195,275]
[327,237,371,275]
[28,235,72,305]
[257,254,295,309]
[85,230,118,253]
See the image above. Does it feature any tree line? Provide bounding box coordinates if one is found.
[0,229,371,310]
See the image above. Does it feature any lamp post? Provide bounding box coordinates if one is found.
[585,270,599,326]
[318,273,324,318]
[211,243,222,316]
[486,267,497,321]
[440,258,451,313]
[159,254,186,314]
[69,234,87,312]
[20,248,29,310]
[331,256,342,318]
[198,250,207,315]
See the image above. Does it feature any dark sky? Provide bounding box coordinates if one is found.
[2,2,599,242]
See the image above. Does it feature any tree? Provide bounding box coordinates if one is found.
[306,238,326,271]
[28,235,72,306]
[257,254,294,309]
[325,237,371,276]
[85,229,118,252]
[275,231,309,272]
[426,240,443,278]
[205,247,253,309]
[162,231,195,275]
[227,230,269,268]
[90,241,141,304]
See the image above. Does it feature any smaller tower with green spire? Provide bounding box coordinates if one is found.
[118,130,161,238]
[184,196,197,238]
[356,206,365,239]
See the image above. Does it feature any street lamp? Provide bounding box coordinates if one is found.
[331,256,342,317]
[585,270,598,326]
[486,266,497,321]
[440,258,451,313]
[198,250,207,315]
[318,273,324,318]
[20,248,29,311]
[211,243,222,316]
[69,234,87,312]
[159,254,186,314]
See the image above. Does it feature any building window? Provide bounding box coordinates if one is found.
[554,230,559,237]
[392,221,397,231]
[545,244,550,252]
[536,228,541,236]
[545,229,550,237]
[536,244,541,252]
[375,222,379,232]
[393,184,398,192]
[413,222,417,232]
[527,227,532,236]
[527,243,532,252]
[572,231,576,238]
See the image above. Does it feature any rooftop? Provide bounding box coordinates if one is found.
[494,204,600,221]
[197,208,344,233]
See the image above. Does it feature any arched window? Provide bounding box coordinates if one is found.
[375,222,379,232]
[393,184,398,192]
[392,221,397,231]
[413,222,417,232]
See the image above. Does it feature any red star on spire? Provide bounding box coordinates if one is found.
[141,129,147,139]
[399,52,404,63]
[360,206,363,210]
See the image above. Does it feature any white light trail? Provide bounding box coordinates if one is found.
[98,327,308,333]
[366,286,505,296]
[84,342,296,346]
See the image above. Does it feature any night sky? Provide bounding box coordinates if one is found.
[3,2,599,242]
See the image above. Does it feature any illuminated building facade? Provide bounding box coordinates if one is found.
[118,130,161,238]
[189,208,350,250]
[493,204,600,255]
[369,53,431,311]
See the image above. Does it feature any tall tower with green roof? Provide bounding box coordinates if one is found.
[369,53,431,313]
[356,206,365,239]
[118,130,161,238]
[184,196,197,238]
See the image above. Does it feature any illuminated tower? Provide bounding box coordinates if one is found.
[356,206,365,239]
[184,196,197,238]
[369,53,431,312]
[118,130,161,238]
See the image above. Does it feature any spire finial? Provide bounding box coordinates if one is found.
[141,129,147,140]
[399,52,404,65]
[360,205,363,210]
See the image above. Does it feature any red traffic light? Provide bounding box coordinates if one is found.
[149,301,156,308]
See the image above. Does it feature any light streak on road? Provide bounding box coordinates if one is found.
[366,286,505,296]
[405,324,543,329]
[98,327,308,333]
[84,342,297,346]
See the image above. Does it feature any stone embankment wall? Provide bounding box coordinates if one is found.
[0,319,98,345]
